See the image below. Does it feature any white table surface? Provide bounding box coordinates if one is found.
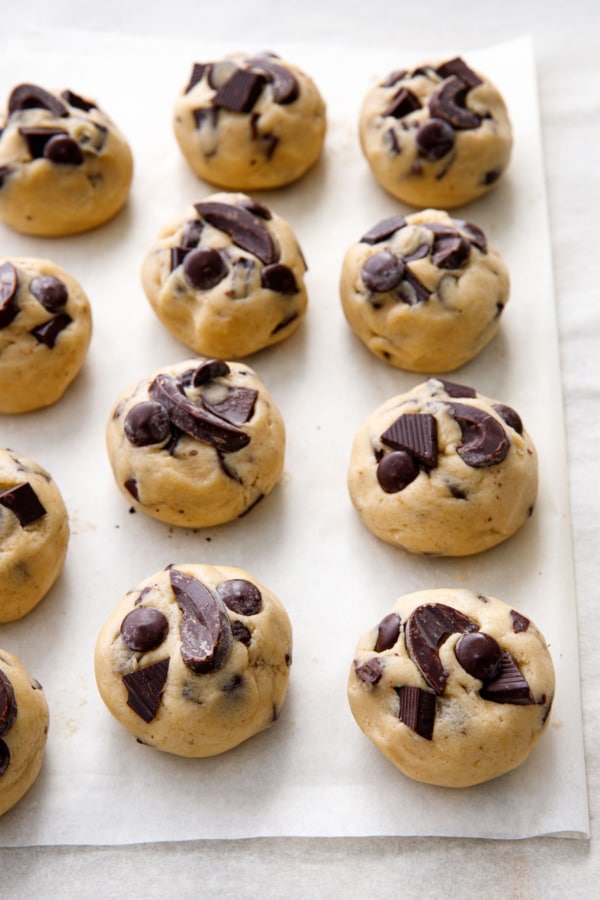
[1,1,599,896]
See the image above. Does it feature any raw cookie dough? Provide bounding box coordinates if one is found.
[348,588,555,787]
[0,448,69,622]
[359,57,512,208]
[173,51,326,190]
[141,193,308,359]
[95,563,292,757]
[339,209,509,372]
[347,378,537,556]
[0,82,133,236]
[0,648,49,815]
[0,257,92,413]
[106,357,285,527]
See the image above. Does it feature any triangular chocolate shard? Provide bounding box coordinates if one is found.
[123,658,170,723]
[0,481,46,526]
[395,685,436,740]
[30,313,72,348]
[381,413,438,468]
[480,651,535,705]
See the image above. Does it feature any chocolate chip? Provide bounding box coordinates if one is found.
[247,56,299,104]
[482,169,501,185]
[510,610,530,633]
[8,83,68,117]
[354,657,384,685]
[493,403,523,435]
[18,127,68,159]
[30,313,72,347]
[0,261,19,329]
[124,478,139,500]
[184,62,210,93]
[181,219,205,248]
[231,620,252,645]
[436,57,482,88]
[374,613,402,651]
[170,568,233,673]
[405,603,479,694]
[395,685,436,740]
[397,269,430,305]
[455,220,487,252]
[0,669,18,737]
[404,243,429,262]
[479,651,535,705]
[183,247,227,290]
[261,263,298,294]
[376,450,419,493]
[191,359,231,386]
[438,379,477,398]
[201,386,258,426]
[362,251,405,292]
[360,215,407,245]
[217,578,262,615]
[120,607,169,652]
[194,201,277,265]
[0,739,10,777]
[124,401,171,447]
[61,88,96,111]
[431,231,471,269]
[43,134,83,165]
[415,118,455,160]
[383,87,421,119]
[123,658,170,722]
[445,402,509,468]
[429,76,481,130]
[212,68,266,113]
[455,631,503,681]
[381,413,438,469]
[0,482,46,526]
[29,275,68,312]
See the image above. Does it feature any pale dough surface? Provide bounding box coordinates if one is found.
[0,83,133,235]
[347,587,555,787]
[340,208,509,372]
[141,192,308,359]
[0,448,69,622]
[0,257,92,413]
[94,563,292,757]
[173,51,326,190]
[106,357,285,527]
[0,648,49,816]
[359,57,512,208]
[347,378,538,556]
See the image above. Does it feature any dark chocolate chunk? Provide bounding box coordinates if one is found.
[148,373,250,453]
[510,610,530,633]
[212,68,266,112]
[482,169,501,185]
[438,379,477,398]
[0,260,19,329]
[360,215,407,245]
[404,243,429,262]
[492,403,523,435]
[124,478,139,500]
[454,220,487,253]
[120,607,169,653]
[405,603,479,694]
[383,87,421,119]
[61,88,96,111]
[260,263,298,294]
[124,402,171,447]
[445,402,509,467]
[374,613,402,652]
[208,60,238,90]
[236,197,273,220]
[192,106,219,130]
[0,481,46,526]
[194,201,277,264]
[231,620,252,646]
[29,275,68,312]
[436,58,482,88]
[123,658,170,723]
[395,685,436,740]
[431,231,471,269]
[169,568,233,673]
[202,386,258,425]
[183,247,227,290]
[397,269,430,305]
[354,657,384,685]
[0,739,10,777]
[455,631,503,681]
[30,313,72,348]
[184,62,209,93]
[376,450,419,493]
[18,126,67,159]
[191,359,231,386]
[181,218,205,248]
[362,251,405,292]
[217,578,262,615]
[429,76,481,130]
[170,246,189,271]
[8,83,68,117]
[415,118,455,160]
[247,56,299,104]
[479,651,535,705]
[43,134,83,165]
[0,669,18,737]
[381,413,438,469]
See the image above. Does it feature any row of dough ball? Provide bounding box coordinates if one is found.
[0,53,512,237]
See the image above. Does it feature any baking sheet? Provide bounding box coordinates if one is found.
[0,31,589,844]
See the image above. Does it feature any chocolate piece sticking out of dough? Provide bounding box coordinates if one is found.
[43,134,83,165]
[0,261,19,328]
[0,739,10,777]
[237,197,273,220]
[247,56,299,104]
[445,402,509,468]
[120,607,169,653]
[493,403,524,436]
[431,231,471,269]
[381,413,438,469]
[510,610,530,633]
[0,481,47,526]
[455,631,503,681]
[436,57,482,88]
[61,88,96,112]
[184,62,210,94]
[455,220,487,252]
[194,201,277,265]
[395,685,436,740]
[231,620,252,646]
[480,651,535,705]
[30,313,72,348]
[360,215,407,245]
[183,247,228,290]
[405,603,479,694]
[123,658,170,722]
[415,118,455,160]
[398,269,430,305]
[217,578,263,615]
[429,75,481,130]
[29,275,68,312]
[170,568,233,673]
[0,670,18,736]
[383,87,421,119]
[18,127,68,159]
[8,83,68,117]
[261,263,298,294]
[181,218,205,248]
[212,68,266,113]
[124,478,139,500]
[376,450,419,493]
[124,402,171,447]
[362,251,405,292]
[374,613,402,652]
[201,385,258,426]
[438,379,477,398]
[354,657,384,685]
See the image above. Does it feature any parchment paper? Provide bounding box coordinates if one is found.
[0,32,589,845]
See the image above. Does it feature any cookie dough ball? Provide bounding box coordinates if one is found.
[340,209,509,372]
[347,378,537,556]
[95,563,292,757]
[0,448,69,622]
[0,82,133,236]
[0,257,92,413]
[348,588,555,787]
[359,57,512,208]
[173,51,326,190]
[0,649,49,815]
[106,357,285,527]
[141,193,308,359]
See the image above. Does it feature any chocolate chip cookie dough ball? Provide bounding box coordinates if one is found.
[340,209,509,372]
[347,378,537,556]
[106,357,285,528]
[0,258,92,413]
[359,57,512,208]
[0,448,69,622]
[0,649,49,815]
[95,563,292,757]
[173,51,326,190]
[141,193,308,359]
[348,588,555,787]
[0,82,133,236]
